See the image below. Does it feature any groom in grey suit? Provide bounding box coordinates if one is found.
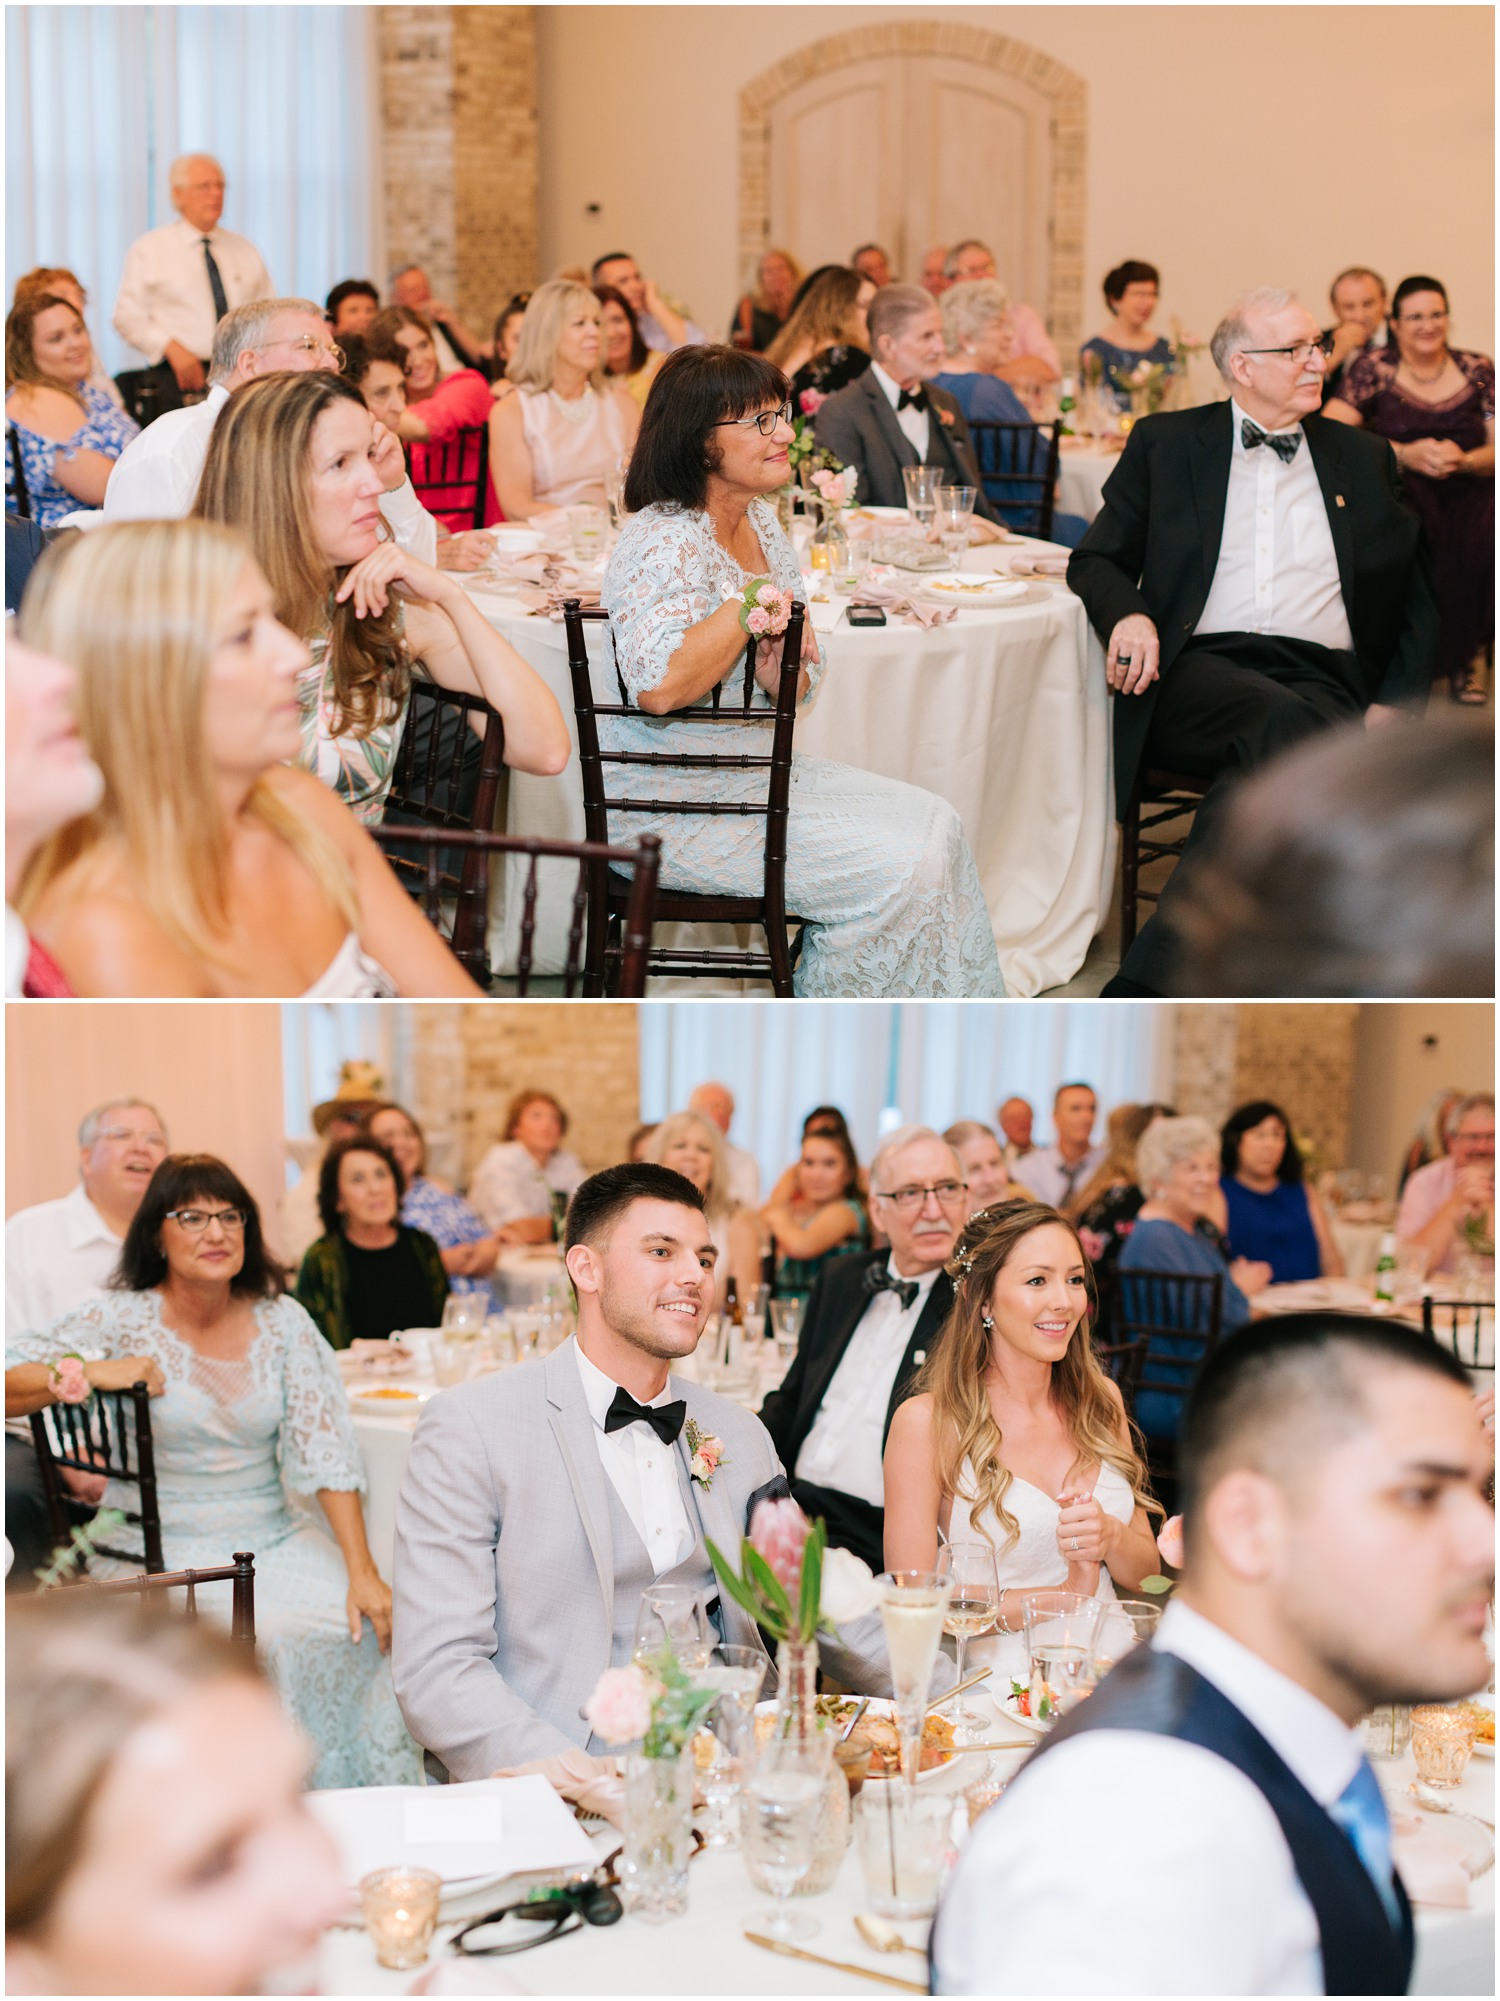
[392,1162,893,1778]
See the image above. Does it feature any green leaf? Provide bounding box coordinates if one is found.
[706,1538,776,1628]
[1138,1574,1174,1596]
[741,1542,795,1628]
[798,1521,824,1644]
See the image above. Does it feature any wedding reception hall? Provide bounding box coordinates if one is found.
[4,996,1494,1995]
[4,4,1494,999]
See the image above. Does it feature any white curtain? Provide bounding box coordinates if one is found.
[638,1002,1174,1193]
[6,5,381,375]
[279,1003,398,1188]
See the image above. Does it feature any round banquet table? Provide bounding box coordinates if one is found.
[492,1246,566,1307]
[317,1668,1494,1996]
[460,542,1114,997]
[1056,438,1123,526]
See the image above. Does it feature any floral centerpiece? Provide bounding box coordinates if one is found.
[585,1648,720,1761]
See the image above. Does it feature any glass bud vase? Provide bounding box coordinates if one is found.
[618,1748,694,1922]
[742,1637,850,1895]
[808,503,849,579]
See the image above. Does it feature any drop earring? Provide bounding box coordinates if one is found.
[981,1312,995,1334]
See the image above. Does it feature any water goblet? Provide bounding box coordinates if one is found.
[935,485,977,565]
[902,464,942,533]
[633,1584,711,1671]
[1021,1594,1102,1724]
[744,1729,834,1942]
[441,1294,487,1337]
[691,1644,767,1847]
[936,1540,1000,1731]
[1089,1597,1162,1677]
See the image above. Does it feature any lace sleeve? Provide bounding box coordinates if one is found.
[1336,352,1383,414]
[273,1297,367,1495]
[600,506,721,701]
[1459,350,1495,421]
[4,1297,122,1370]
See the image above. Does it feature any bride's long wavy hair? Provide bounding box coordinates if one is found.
[911,1200,1157,1553]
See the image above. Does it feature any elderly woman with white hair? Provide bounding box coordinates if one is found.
[642,1110,762,1311]
[1118,1115,1271,1440]
[490,279,639,520]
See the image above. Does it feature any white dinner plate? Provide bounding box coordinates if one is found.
[850,504,909,522]
[998,1690,1050,1737]
[914,573,1031,610]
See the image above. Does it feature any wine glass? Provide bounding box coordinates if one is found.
[440,1294,487,1338]
[877,1569,953,1787]
[935,485,977,566]
[745,1728,833,1941]
[633,1584,711,1670]
[936,1541,1000,1732]
[691,1644,767,1847]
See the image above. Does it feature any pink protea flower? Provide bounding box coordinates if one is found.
[798,388,825,415]
[750,1496,811,1595]
[1156,1515,1185,1570]
[583,1664,654,1744]
[745,606,771,636]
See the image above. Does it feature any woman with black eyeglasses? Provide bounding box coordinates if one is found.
[599,343,1004,995]
[4,1151,422,1790]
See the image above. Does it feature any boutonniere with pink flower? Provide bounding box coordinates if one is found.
[809,465,859,510]
[738,577,791,640]
[684,1417,725,1491]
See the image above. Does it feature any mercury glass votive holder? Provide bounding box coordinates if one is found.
[360,1866,441,1969]
[1409,1706,1475,1789]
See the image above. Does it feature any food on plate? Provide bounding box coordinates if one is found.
[1453,1700,1495,1743]
[355,1386,419,1400]
[754,1698,956,1776]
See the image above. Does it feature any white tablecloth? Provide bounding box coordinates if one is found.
[492,1247,565,1308]
[1056,441,1122,526]
[465,548,1114,997]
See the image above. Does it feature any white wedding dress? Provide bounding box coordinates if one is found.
[948,1459,1137,1679]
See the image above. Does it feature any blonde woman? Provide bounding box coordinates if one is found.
[192,371,569,824]
[15,519,481,996]
[729,247,804,354]
[764,267,875,409]
[490,279,639,519]
[644,1110,761,1311]
[5,293,138,527]
[883,1200,1160,1628]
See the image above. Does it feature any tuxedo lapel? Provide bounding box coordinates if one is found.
[1304,414,1357,624]
[861,370,920,478]
[882,1272,955,1438]
[543,1342,615,1633]
[1190,402,1233,594]
[673,1384,768,1655]
[800,1258,879,1425]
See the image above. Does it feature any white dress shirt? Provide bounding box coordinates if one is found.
[871,360,931,459]
[1014,1143,1105,1210]
[112,219,274,365]
[725,1141,760,1210]
[470,1142,587,1231]
[795,1264,940,1506]
[935,1600,1366,1995]
[5,1184,124,1336]
[1196,399,1354,652]
[575,1343,695,1573]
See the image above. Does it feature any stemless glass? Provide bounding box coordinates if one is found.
[745,1729,834,1942]
[878,1570,953,1785]
[936,1541,1000,1730]
[769,1297,805,1361]
[633,1585,711,1670]
[1089,1597,1163,1676]
[692,1644,768,1847]
[935,485,977,564]
[902,464,942,532]
[1022,1594,1102,1724]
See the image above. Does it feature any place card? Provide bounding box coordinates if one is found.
[404,1794,504,1846]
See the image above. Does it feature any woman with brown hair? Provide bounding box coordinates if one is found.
[369,302,500,530]
[192,370,568,825]
[883,1199,1159,1623]
[11,264,125,407]
[5,292,138,526]
[764,266,876,411]
[763,1125,870,1303]
[595,281,666,410]
[470,1089,586,1246]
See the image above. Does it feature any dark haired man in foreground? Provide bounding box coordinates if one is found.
[392,1162,888,1776]
[934,1315,1493,1995]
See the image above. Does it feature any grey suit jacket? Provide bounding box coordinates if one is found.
[811,370,1000,523]
[391,1337,894,1777]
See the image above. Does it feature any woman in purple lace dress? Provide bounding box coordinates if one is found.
[1325,276,1494,703]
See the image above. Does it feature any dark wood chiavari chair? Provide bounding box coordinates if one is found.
[29,1381,164,1574]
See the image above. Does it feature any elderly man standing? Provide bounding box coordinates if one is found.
[103,298,435,560]
[1070,286,1437,996]
[112,154,273,409]
[759,1126,966,1571]
[1396,1091,1494,1278]
[811,285,999,521]
[686,1082,759,1208]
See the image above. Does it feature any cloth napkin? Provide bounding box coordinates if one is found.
[851,564,958,629]
[348,1339,416,1375]
[1390,1809,1474,1907]
[491,1748,627,1828]
[1007,552,1071,578]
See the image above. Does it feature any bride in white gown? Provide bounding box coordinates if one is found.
[884,1198,1160,1672]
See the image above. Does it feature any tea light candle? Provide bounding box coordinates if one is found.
[1409,1706,1475,1790]
[360,1865,442,1970]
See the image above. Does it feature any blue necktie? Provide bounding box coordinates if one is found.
[201,236,229,326]
[1329,1757,1402,1930]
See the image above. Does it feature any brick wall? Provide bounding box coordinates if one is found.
[1171,1005,1359,1170]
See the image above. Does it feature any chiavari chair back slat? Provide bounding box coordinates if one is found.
[1422,1294,1494,1374]
[964,418,1061,541]
[29,1382,165,1574]
[1114,1268,1226,1513]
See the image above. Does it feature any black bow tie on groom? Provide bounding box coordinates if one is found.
[604,1387,686,1446]
[862,1262,919,1311]
[1241,418,1301,462]
[897,385,929,412]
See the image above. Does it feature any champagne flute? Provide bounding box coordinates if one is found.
[632,1585,711,1670]
[878,1569,952,1788]
[745,1729,833,1941]
[936,1541,1000,1732]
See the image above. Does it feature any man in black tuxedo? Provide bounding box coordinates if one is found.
[810,286,1001,523]
[1068,286,1436,996]
[759,1127,965,1573]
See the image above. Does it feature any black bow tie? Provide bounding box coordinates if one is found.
[897,386,928,412]
[1241,419,1301,463]
[604,1387,686,1446]
[862,1263,919,1311]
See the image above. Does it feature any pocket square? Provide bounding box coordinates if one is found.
[744,1473,792,1530]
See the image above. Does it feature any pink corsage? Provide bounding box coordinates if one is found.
[685,1417,726,1490]
[51,1355,91,1405]
[738,578,790,639]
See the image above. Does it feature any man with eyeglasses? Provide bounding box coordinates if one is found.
[1069,285,1437,997]
[113,153,274,410]
[104,298,435,559]
[759,1126,967,1572]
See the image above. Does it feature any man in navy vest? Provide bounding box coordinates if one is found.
[933,1314,1493,1995]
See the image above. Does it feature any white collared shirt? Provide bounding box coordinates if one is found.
[935,1600,1366,1995]
[112,218,274,365]
[575,1344,694,1574]
[103,385,437,561]
[871,360,931,459]
[795,1263,940,1507]
[1014,1143,1105,1211]
[1196,399,1354,652]
[5,1184,124,1337]
[725,1141,760,1210]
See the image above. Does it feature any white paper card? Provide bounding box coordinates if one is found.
[403,1795,503,1845]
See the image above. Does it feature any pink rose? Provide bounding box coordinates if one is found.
[799,388,825,415]
[1077,1227,1107,1263]
[1156,1515,1185,1570]
[583,1665,654,1745]
[745,606,771,636]
[53,1357,91,1406]
[757,584,786,611]
[749,1496,811,1595]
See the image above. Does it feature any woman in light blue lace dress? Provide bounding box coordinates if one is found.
[7,1153,420,1790]
[599,345,1004,996]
